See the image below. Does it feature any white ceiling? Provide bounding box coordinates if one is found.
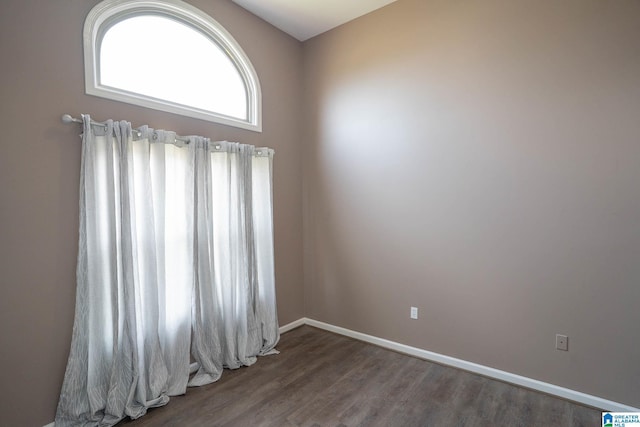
[232,0,399,41]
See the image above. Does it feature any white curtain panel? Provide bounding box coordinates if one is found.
[55,115,279,426]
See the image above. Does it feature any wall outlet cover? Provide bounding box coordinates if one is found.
[556,334,568,351]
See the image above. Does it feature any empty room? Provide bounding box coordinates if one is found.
[1,0,639,426]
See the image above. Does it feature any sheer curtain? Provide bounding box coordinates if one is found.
[55,115,279,426]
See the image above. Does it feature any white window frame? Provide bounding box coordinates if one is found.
[84,0,262,132]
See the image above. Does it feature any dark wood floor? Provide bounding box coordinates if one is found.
[120,325,600,426]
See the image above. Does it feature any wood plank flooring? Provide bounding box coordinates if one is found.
[119,325,601,426]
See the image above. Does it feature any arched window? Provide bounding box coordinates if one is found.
[84,0,262,131]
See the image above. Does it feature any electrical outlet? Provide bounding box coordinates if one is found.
[410,307,418,320]
[556,334,568,351]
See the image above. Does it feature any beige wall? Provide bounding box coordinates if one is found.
[2,0,640,424]
[0,1,303,425]
[303,0,640,408]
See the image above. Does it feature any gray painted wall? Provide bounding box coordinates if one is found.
[0,1,303,425]
[303,0,640,408]
[2,0,640,425]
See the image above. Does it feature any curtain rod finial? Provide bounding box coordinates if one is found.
[62,114,80,124]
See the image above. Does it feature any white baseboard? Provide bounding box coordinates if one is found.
[279,317,306,334]
[43,423,55,427]
[280,317,638,412]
